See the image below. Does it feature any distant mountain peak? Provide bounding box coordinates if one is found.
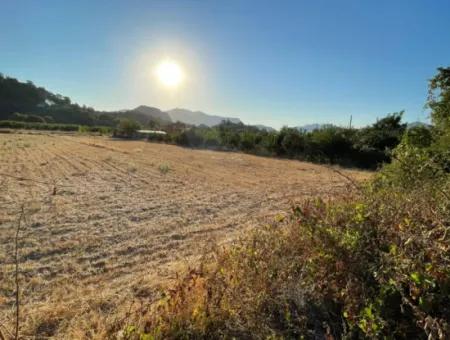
[407,121,430,128]
[254,124,276,132]
[295,123,334,132]
[167,108,242,127]
[131,105,172,123]
[134,105,161,112]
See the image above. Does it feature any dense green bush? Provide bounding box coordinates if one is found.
[113,118,141,138]
[78,125,112,134]
[174,128,206,147]
[279,127,305,156]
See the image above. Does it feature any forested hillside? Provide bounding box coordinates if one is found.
[0,74,115,125]
[0,74,241,128]
[0,74,173,127]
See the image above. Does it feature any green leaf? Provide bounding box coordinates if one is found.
[410,272,422,285]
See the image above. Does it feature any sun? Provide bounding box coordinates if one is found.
[155,60,184,88]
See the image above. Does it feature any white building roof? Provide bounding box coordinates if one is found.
[137,130,167,135]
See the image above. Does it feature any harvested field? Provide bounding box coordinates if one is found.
[0,132,370,337]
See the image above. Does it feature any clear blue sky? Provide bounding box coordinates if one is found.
[1,0,450,128]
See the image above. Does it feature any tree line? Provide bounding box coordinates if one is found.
[115,112,408,169]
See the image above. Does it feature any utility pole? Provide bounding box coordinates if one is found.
[349,115,353,129]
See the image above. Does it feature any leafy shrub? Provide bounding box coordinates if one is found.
[403,126,433,148]
[280,127,305,157]
[203,130,220,148]
[78,125,112,134]
[175,129,205,147]
[114,119,141,138]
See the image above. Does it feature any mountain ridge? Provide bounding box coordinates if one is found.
[132,105,172,123]
[167,108,242,127]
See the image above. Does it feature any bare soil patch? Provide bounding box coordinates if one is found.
[0,133,370,337]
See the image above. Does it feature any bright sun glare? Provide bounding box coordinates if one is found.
[155,60,184,88]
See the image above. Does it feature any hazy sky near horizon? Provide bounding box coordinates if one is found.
[1,0,450,128]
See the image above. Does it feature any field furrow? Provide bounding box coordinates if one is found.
[0,132,370,337]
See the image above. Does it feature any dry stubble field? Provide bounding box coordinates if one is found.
[0,132,369,338]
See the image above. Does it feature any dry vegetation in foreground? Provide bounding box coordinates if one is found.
[127,184,449,339]
[0,132,369,338]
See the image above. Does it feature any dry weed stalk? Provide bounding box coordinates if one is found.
[0,325,6,340]
[14,205,26,340]
[324,164,362,191]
